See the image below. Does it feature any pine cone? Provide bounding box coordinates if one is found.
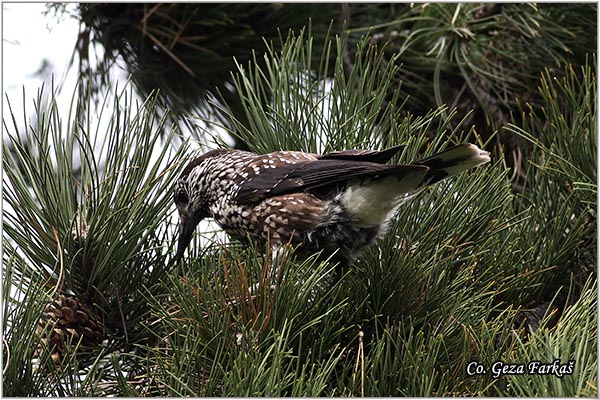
[36,294,105,363]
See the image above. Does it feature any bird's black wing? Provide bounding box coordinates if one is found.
[234,158,427,203]
[318,145,405,164]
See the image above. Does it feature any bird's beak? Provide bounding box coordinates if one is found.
[174,215,199,263]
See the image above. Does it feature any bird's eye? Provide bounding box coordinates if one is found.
[175,191,189,204]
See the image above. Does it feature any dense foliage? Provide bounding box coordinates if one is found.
[3,3,597,396]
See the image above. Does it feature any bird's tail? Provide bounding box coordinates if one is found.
[417,143,491,185]
[338,143,490,228]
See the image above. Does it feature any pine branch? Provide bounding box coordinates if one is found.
[4,13,596,396]
[3,82,188,394]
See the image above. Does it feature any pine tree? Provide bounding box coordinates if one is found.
[3,7,597,397]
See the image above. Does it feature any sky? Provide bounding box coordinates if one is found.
[2,3,228,257]
[2,3,82,124]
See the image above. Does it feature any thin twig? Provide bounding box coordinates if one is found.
[114,283,129,344]
[353,329,365,397]
[176,38,224,58]
[2,336,10,375]
[49,226,65,297]
[359,330,365,397]
[140,28,196,77]
[141,3,162,36]
[169,10,196,50]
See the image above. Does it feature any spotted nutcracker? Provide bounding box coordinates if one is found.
[174,144,491,268]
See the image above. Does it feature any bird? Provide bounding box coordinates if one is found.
[173,143,491,270]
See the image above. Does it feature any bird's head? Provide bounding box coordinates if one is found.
[173,150,223,262]
[173,178,208,262]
